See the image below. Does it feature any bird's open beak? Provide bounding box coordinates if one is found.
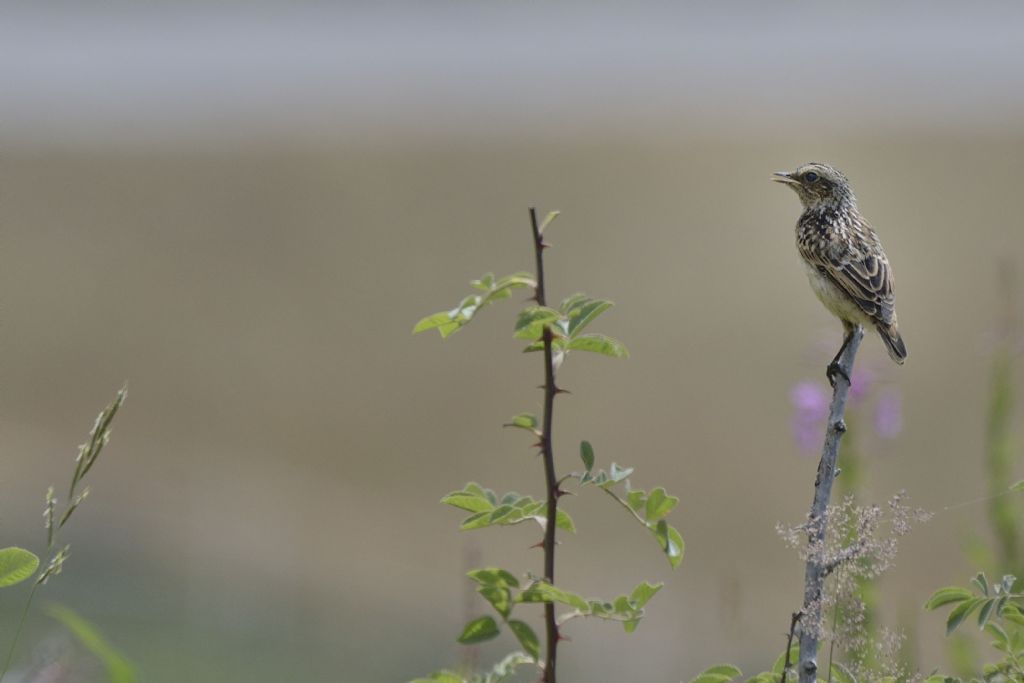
[772,172,799,185]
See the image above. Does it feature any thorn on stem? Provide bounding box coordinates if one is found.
[553,386,570,395]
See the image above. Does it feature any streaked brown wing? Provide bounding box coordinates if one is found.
[810,248,897,326]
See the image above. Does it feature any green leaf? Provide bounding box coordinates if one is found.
[566,333,629,358]
[480,651,533,683]
[495,272,537,290]
[972,572,990,596]
[828,661,857,683]
[653,520,685,568]
[508,620,540,661]
[478,586,513,619]
[457,616,500,644]
[978,597,997,629]
[470,273,496,290]
[563,298,613,338]
[692,663,741,679]
[690,675,733,683]
[467,568,520,589]
[554,509,576,533]
[644,487,678,521]
[409,672,464,683]
[504,413,540,433]
[0,547,40,588]
[514,307,562,341]
[442,485,495,514]
[986,621,1010,649]
[946,597,986,635]
[47,605,137,683]
[412,311,460,336]
[925,586,974,610]
[580,441,595,472]
[538,210,560,234]
[517,582,589,611]
[771,644,800,674]
[1010,480,1024,492]
[629,581,663,609]
[1003,603,1024,626]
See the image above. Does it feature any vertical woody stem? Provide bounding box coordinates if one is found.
[797,327,863,683]
[530,207,560,683]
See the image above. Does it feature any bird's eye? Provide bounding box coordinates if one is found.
[804,172,819,183]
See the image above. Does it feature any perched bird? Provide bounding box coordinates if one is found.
[773,162,906,385]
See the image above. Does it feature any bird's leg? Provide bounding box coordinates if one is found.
[826,325,857,387]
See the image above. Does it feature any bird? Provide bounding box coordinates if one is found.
[773,162,906,386]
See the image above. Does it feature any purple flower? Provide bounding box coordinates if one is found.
[848,366,875,406]
[873,388,902,439]
[791,381,829,454]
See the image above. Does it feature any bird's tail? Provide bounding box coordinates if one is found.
[876,323,907,364]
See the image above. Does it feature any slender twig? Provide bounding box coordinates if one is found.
[782,611,803,683]
[797,326,863,683]
[530,207,560,683]
[0,584,39,682]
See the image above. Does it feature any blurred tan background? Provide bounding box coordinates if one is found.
[2,2,1024,681]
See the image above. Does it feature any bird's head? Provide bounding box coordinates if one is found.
[772,162,854,209]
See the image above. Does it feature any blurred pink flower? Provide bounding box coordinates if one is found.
[848,366,875,406]
[791,381,829,454]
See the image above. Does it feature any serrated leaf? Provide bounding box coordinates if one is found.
[508,620,540,661]
[564,298,614,338]
[630,581,663,608]
[644,487,678,521]
[580,441,595,472]
[441,485,495,514]
[413,311,460,337]
[478,585,512,619]
[653,520,685,568]
[626,489,646,513]
[467,568,519,588]
[457,616,500,644]
[925,586,974,610]
[946,597,986,635]
[514,307,562,341]
[0,547,40,588]
[555,509,575,533]
[517,582,589,611]
[566,333,628,358]
[470,273,496,290]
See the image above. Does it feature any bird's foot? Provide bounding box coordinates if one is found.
[826,361,850,388]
